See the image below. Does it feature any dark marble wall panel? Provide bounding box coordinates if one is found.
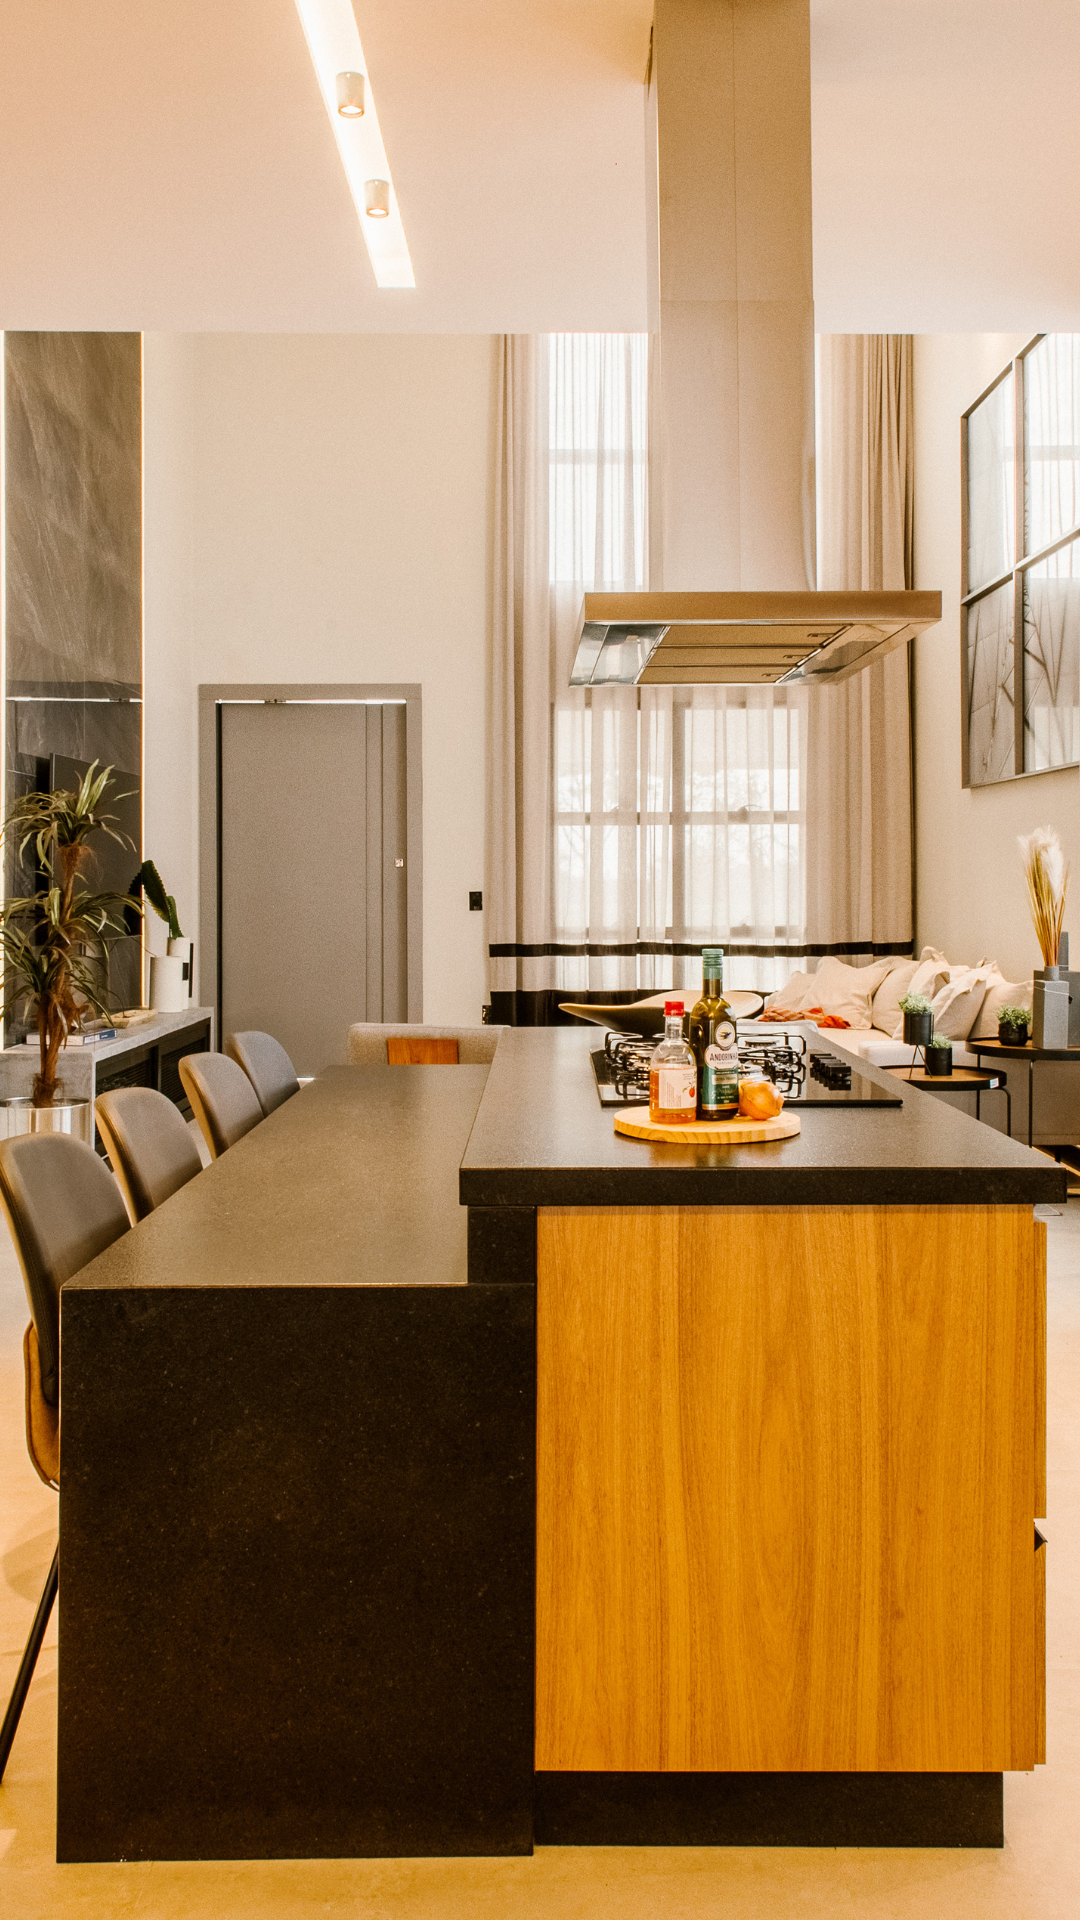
[5,332,141,692]
[4,333,143,1010]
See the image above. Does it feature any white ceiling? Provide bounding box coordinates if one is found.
[1,0,1079,334]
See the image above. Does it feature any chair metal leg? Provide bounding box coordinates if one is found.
[0,1543,58,1781]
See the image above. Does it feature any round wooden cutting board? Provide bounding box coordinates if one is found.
[613,1105,801,1146]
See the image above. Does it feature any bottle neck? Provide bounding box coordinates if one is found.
[664,1015,684,1041]
[703,972,723,998]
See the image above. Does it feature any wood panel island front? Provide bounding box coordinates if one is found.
[56,1028,1061,1860]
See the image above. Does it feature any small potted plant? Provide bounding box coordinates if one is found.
[998,1004,1031,1047]
[925,1033,953,1076]
[899,991,934,1049]
[0,763,140,1139]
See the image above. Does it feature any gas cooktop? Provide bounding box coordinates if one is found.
[590,1027,902,1111]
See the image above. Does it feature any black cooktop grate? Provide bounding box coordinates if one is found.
[591,1027,901,1110]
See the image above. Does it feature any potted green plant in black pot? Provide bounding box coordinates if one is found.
[997,1004,1031,1047]
[0,764,141,1142]
[899,991,934,1049]
[925,1033,953,1076]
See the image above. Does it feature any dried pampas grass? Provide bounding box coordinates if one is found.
[1018,826,1069,968]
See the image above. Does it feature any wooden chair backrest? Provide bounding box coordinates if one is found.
[385,1036,460,1066]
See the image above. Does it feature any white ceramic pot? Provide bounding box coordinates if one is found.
[167,937,194,999]
[150,954,186,1013]
[0,1096,94,1146]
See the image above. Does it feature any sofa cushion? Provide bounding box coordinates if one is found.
[843,1032,979,1069]
[968,968,1033,1039]
[764,969,817,1013]
[871,959,920,1032]
[822,956,894,1026]
[927,966,991,1042]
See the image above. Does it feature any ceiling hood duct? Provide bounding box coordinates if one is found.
[569,0,940,689]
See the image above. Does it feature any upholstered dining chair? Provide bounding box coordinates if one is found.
[0,1133,131,1779]
[224,1030,300,1116]
[95,1086,203,1223]
[179,1052,264,1161]
[344,1023,506,1067]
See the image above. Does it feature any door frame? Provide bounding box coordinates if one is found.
[198,683,423,1047]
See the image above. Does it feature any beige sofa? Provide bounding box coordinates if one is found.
[759,952,1076,1145]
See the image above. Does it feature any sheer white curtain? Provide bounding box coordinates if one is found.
[489,334,805,1017]
[806,334,915,957]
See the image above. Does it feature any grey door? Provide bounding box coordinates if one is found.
[219,701,407,1074]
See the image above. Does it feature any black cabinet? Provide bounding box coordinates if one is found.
[95,1017,211,1139]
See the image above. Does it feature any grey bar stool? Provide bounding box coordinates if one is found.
[179,1052,264,1161]
[95,1086,204,1223]
[0,1133,130,1779]
[225,1031,300,1116]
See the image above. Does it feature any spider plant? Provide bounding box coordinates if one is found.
[0,764,142,1105]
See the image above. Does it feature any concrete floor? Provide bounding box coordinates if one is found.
[1,1196,1078,1919]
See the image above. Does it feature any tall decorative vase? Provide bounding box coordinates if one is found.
[1033,971,1070,1049]
[149,955,186,1013]
[167,937,194,1000]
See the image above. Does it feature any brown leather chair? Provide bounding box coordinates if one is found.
[225,1030,300,1116]
[95,1086,203,1223]
[0,1133,130,1779]
[179,1052,264,1161]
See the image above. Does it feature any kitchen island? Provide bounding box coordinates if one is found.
[57,1028,1060,1859]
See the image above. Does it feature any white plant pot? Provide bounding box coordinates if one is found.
[167,937,194,999]
[0,1096,94,1146]
[150,954,186,1013]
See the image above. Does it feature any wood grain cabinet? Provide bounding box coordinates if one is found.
[535,1205,1046,1775]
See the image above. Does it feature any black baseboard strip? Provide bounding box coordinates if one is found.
[534,1771,1004,1849]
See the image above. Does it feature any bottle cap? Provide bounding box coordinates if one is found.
[701,947,724,971]
[664,1000,684,1015]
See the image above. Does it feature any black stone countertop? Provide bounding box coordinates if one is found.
[459,1027,1067,1208]
[68,1065,488,1293]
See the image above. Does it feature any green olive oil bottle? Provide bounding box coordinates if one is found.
[689,947,739,1120]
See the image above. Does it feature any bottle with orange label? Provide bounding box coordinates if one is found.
[648,1000,698,1125]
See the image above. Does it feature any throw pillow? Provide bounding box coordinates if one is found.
[871,959,920,1033]
[927,966,991,1042]
[764,970,816,1012]
[887,956,951,1039]
[806,955,893,1029]
[970,970,1034,1039]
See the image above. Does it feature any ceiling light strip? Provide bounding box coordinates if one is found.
[293,0,414,290]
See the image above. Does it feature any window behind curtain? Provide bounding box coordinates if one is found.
[549,334,805,997]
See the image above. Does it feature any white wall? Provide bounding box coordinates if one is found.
[912,333,1080,981]
[142,332,497,1027]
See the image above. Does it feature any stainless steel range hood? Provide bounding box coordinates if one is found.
[569,0,941,688]
[571,592,943,689]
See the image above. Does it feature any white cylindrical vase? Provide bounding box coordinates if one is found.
[167,938,194,999]
[150,955,186,1013]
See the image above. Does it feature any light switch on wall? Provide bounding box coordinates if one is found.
[469,891,483,911]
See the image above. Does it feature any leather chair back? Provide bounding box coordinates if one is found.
[224,1030,300,1116]
[0,1134,130,1406]
[95,1086,203,1222]
[179,1052,264,1160]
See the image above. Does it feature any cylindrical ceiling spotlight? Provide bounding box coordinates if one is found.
[364,178,390,218]
[336,71,365,116]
